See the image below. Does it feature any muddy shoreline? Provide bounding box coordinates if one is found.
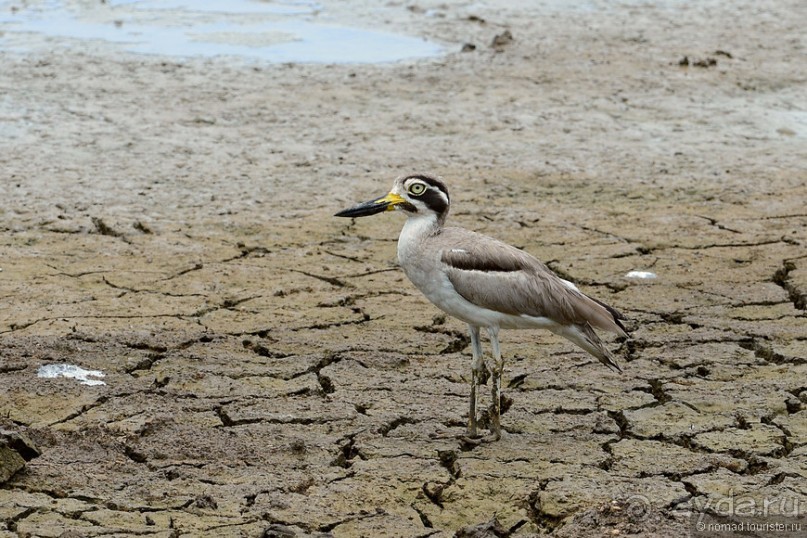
[1,0,806,536]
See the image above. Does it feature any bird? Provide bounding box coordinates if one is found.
[335,174,628,442]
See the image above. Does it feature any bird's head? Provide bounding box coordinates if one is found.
[334,174,450,222]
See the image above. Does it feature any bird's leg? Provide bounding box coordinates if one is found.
[487,327,504,441]
[466,325,484,438]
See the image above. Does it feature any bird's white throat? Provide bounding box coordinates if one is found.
[397,211,440,264]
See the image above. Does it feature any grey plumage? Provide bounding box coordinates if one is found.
[438,227,626,371]
[336,174,628,441]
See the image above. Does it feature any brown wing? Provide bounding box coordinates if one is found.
[440,228,627,336]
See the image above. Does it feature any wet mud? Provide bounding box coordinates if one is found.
[1,0,806,536]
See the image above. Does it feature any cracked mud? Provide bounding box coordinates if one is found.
[1,0,806,536]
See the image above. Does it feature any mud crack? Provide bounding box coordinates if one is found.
[414,322,470,354]
[102,276,205,298]
[291,269,350,288]
[378,416,419,436]
[694,215,743,234]
[91,216,131,244]
[739,338,806,366]
[192,295,261,318]
[331,432,365,468]
[773,259,805,310]
[527,482,566,533]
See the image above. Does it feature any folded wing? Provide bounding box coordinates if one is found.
[440,228,627,337]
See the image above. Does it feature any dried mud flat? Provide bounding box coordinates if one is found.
[1,1,806,536]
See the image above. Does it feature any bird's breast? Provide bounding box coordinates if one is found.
[397,220,447,300]
[397,228,491,326]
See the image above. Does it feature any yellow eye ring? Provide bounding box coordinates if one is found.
[408,182,427,196]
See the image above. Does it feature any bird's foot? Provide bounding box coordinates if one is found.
[485,429,502,443]
[459,433,502,450]
[458,430,501,448]
[458,434,482,449]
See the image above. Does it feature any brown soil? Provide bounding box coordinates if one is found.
[1,1,805,536]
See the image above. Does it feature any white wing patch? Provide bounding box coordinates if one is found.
[450,248,468,254]
[560,279,580,292]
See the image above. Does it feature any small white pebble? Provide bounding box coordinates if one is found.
[37,364,106,386]
[625,270,657,279]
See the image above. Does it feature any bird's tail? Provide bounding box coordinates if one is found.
[553,322,623,372]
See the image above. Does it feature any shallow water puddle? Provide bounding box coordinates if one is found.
[0,0,443,63]
[37,363,106,386]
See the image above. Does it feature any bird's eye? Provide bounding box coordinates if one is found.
[408,182,427,196]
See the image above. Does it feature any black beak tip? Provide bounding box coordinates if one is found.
[334,200,390,218]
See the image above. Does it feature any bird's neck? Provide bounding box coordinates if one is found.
[397,212,442,262]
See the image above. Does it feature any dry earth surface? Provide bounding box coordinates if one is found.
[1,0,806,536]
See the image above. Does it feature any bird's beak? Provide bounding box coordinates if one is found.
[334,192,406,218]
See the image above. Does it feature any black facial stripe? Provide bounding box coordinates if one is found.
[420,188,449,216]
[404,174,450,202]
